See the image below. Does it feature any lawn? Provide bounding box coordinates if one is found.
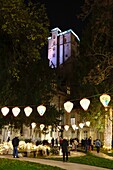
[1,151,113,170]
[46,152,113,169]
[0,158,63,170]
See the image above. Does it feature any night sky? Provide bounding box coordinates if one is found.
[41,0,84,38]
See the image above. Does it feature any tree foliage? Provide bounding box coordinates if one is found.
[0,0,50,104]
[79,0,113,87]
[74,0,113,127]
[0,0,62,127]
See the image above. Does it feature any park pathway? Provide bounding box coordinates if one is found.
[0,150,112,170]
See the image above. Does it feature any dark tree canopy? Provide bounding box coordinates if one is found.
[69,0,113,129]
[79,0,113,87]
[0,0,63,127]
[0,0,50,105]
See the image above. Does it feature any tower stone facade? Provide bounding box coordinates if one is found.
[48,27,80,68]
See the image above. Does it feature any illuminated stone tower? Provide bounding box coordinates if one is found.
[48,27,80,68]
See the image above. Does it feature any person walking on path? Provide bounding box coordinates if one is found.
[95,139,101,153]
[12,135,19,158]
[61,137,69,162]
[84,137,89,152]
[88,136,92,151]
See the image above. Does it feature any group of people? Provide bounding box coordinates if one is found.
[61,136,102,162]
[11,135,101,160]
[82,137,101,153]
[83,136,93,152]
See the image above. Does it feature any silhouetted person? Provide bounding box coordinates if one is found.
[88,136,92,151]
[95,139,101,153]
[56,138,58,146]
[84,138,88,152]
[62,137,69,162]
[51,138,54,147]
[12,135,19,158]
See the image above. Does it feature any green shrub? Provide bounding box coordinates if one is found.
[50,147,59,155]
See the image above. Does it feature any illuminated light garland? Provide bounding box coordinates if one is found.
[0,105,46,117]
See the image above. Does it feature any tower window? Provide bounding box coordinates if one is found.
[53,35,56,39]
[53,53,55,58]
[64,38,67,43]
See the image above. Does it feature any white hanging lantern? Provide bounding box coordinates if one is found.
[72,124,76,130]
[64,125,69,131]
[79,123,84,128]
[37,105,46,116]
[40,124,45,131]
[57,126,61,131]
[100,94,111,108]
[12,107,20,117]
[31,122,36,129]
[24,106,32,117]
[1,107,9,116]
[86,121,90,127]
[80,98,90,111]
[64,101,73,113]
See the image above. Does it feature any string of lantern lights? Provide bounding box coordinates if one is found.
[1,93,112,150]
[0,93,111,118]
[63,93,111,130]
[1,105,46,117]
[0,93,111,150]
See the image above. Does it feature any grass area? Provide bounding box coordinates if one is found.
[1,148,113,170]
[0,158,63,170]
[46,152,113,169]
[100,148,113,157]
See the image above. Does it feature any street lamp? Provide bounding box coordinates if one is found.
[37,105,46,116]
[64,101,73,113]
